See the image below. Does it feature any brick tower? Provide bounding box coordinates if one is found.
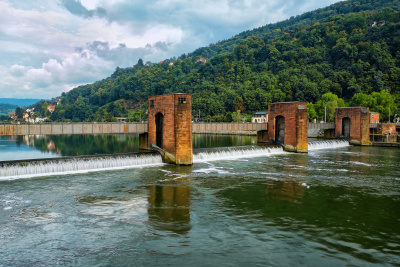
[147,94,193,165]
[268,102,308,153]
[335,107,370,145]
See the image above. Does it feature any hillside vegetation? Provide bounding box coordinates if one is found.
[30,0,400,122]
[0,103,18,116]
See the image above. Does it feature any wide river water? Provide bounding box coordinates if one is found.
[0,134,399,266]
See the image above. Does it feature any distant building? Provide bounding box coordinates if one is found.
[47,105,56,113]
[116,117,127,122]
[372,20,386,27]
[370,112,380,123]
[196,57,207,64]
[26,117,47,123]
[252,111,268,123]
[8,112,15,118]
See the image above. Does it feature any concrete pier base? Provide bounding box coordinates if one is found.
[257,130,268,143]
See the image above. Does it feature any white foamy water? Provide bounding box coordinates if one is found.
[308,140,350,151]
[0,155,164,181]
[193,146,286,162]
[193,140,350,163]
[0,140,351,180]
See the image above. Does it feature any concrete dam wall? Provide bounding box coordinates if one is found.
[0,122,344,137]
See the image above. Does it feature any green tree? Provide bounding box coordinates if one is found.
[232,110,243,122]
[224,112,233,122]
[137,58,144,67]
[314,93,345,122]
[351,89,396,121]
[307,102,317,122]
[15,107,23,119]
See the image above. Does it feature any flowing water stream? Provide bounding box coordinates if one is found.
[0,137,399,266]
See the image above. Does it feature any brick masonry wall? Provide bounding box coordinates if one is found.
[376,123,397,134]
[174,94,193,165]
[268,102,308,152]
[370,112,380,123]
[148,94,192,165]
[296,106,308,152]
[335,107,370,145]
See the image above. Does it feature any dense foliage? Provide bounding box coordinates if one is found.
[0,103,18,115]
[30,0,400,122]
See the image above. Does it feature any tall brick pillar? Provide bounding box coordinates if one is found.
[268,102,308,153]
[335,107,370,146]
[148,94,193,165]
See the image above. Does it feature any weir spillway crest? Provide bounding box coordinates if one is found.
[0,140,350,180]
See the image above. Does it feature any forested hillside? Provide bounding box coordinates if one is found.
[0,103,17,115]
[30,0,400,122]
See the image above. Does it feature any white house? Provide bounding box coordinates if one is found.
[252,111,268,123]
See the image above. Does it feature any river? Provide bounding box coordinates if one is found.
[0,134,399,266]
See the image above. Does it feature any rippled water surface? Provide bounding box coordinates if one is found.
[1,144,400,266]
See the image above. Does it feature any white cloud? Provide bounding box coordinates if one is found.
[0,0,341,98]
[9,65,27,77]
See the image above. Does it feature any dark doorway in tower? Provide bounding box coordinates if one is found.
[275,115,285,144]
[155,113,163,148]
[342,117,351,138]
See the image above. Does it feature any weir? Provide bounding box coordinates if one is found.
[193,145,285,162]
[3,94,394,168]
[0,140,349,180]
[0,153,163,180]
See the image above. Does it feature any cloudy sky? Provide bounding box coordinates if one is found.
[0,0,341,99]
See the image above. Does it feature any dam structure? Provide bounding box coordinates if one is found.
[0,121,268,136]
[0,140,350,180]
[0,94,398,167]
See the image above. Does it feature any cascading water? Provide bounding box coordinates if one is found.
[0,154,164,180]
[0,140,350,180]
[193,145,285,162]
[308,140,350,150]
[193,140,350,162]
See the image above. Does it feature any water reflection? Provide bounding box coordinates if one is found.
[147,167,192,234]
[193,134,256,148]
[15,134,141,157]
[265,180,306,204]
[0,136,59,161]
[1,134,259,161]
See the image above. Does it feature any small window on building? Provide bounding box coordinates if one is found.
[150,100,154,107]
[178,97,187,104]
